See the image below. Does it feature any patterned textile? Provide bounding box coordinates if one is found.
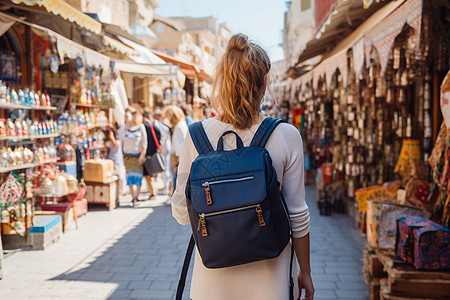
[124,153,143,186]
[396,216,450,270]
[394,139,422,181]
[405,177,432,211]
[429,123,450,227]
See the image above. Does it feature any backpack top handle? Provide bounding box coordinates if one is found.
[217,130,244,151]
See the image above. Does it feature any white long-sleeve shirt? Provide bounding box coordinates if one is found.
[171,117,310,300]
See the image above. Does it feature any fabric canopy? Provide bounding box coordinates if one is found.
[30,23,110,71]
[103,36,138,56]
[114,60,175,76]
[0,11,19,37]
[10,0,101,34]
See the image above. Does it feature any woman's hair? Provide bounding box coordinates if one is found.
[211,33,271,130]
[162,105,185,127]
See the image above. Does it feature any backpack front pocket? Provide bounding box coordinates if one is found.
[194,201,280,268]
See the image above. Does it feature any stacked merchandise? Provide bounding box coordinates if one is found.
[361,70,450,300]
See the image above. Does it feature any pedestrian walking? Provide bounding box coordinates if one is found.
[142,108,161,199]
[105,126,127,194]
[162,105,187,191]
[153,108,173,195]
[171,33,314,300]
[119,106,147,207]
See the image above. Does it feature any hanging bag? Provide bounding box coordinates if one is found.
[144,123,166,175]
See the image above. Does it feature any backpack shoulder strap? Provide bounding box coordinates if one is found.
[188,121,214,155]
[250,117,283,148]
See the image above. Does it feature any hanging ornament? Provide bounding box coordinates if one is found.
[49,55,59,73]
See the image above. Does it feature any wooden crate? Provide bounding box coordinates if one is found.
[85,179,118,211]
[377,249,450,299]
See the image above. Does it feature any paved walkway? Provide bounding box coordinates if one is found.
[0,182,368,300]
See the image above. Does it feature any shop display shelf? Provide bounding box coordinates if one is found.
[0,103,57,111]
[87,124,110,129]
[0,159,58,173]
[73,103,99,108]
[0,133,59,142]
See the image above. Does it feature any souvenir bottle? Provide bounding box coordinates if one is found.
[21,119,28,136]
[87,89,92,104]
[6,118,15,136]
[0,81,6,102]
[10,89,18,104]
[80,88,87,104]
[17,89,24,104]
[41,93,46,106]
[23,88,29,104]
[35,92,40,107]
[0,120,6,137]
[37,122,43,135]
[43,146,49,160]
[29,90,35,105]
[14,119,22,136]
[45,94,51,107]
[5,88,10,103]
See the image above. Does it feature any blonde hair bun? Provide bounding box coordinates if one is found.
[227,33,248,52]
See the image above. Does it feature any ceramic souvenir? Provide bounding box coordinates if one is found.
[18,89,24,103]
[0,120,6,137]
[10,89,18,104]
[14,119,22,136]
[6,119,15,136]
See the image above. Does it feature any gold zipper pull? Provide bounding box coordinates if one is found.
[200,213,208,236]
[256,204,266,227]
[205,184,212,205]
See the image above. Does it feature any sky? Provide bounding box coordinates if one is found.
[155,0,286,62]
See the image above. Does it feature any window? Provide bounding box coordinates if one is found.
[301,0,311,11]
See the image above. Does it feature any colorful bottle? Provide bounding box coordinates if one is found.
[0,120,6,137]
[41,93,46,106]
[35,92,40,107]
[10,89,18,104]
[21,119,28,136]
[6,118,15,136]
[14,119,22,136]
[46,94,51,107]
[18,89,25,104]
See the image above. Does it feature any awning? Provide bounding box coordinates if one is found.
[103,35,138,56]
[114,60,176,76]
[30,22,110,71]
[10,0,101,34]
[113,36,186,85]
[297,0,389,64]
[297,0,422,90]
[150,50,210,81]
[117,35,166,65]
[0,11,20,36]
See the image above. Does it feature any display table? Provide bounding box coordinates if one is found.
[363,247,450,300]
[85,178,119,211]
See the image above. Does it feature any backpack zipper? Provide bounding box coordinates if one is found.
[197,203,265,237]
[202,176,254,205]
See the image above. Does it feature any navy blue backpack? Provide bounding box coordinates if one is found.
[176,117,294,300]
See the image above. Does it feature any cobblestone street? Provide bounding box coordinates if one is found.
[0,183,368,300]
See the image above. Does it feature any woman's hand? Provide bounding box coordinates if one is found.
[298,273,314,300]
[139,154,146,165]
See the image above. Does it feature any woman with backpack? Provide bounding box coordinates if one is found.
[171,33,314,300]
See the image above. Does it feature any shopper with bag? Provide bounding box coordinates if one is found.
[142,109,163,200]
[171,33,314,300]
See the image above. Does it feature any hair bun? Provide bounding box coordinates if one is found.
[227,33,248,52]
